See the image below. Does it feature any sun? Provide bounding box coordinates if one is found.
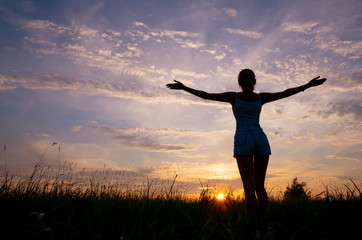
[216,193,225,201]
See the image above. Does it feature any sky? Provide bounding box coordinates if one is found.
[0,0,361,196]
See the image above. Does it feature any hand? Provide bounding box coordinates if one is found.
[166,80,185,90]
[308,76,327,87]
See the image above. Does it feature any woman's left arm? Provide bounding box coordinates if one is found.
[260,76,327,104]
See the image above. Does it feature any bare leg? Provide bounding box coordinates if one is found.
[236,155,257,216]
[254,155,270,219]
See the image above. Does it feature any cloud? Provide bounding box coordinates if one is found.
[17,17,214,72]
[0,73,232,108]
[20,19,217,84]
[161,29,200,39]
[211,6,237,17]
[327,155,360,163]
[314,35,362,59]
[270,54,324,85]
[282,21,362,59]
[0,73,140,97]
[0,73,237,116]
[214,53,226,61]
[171,69,210,79]
[127,21,203,49]
[70,125,82,132]
[223,27,264,39]
[264,48,280,54]
[78,25,99,36]
[92,126,199,152]
[221,8,238,17]
[327,100,362,121]
[326,69,362,92]
[350,70,362,87]
[24,19,72,35]
[282,21,320,34]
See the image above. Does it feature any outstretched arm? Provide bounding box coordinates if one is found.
[260,76,327,104]
[166,80,234,104]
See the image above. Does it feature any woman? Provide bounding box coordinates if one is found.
[166,69,326,236]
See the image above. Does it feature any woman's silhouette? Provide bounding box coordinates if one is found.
[166,69,326,236]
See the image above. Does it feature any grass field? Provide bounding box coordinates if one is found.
[0,166,361,240]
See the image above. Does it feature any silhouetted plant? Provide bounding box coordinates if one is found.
[284,177,311,200]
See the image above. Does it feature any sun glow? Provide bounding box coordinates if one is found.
[216,193,225,201]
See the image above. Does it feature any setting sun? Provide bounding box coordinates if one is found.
[216,193,225,201]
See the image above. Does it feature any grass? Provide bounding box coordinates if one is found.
[0,165,361,240]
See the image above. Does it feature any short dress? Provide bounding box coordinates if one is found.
[232,93,271,157]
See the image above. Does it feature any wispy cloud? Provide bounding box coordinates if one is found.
[70,125,82,132]
[0,73,231,108]
[221,8,238,17]
[326,69,362,92]
[223,27,264,39]
[24,19,72,35]
[326,100,362,121]
[327,155,360,163]
[127,21,203,48]
[92,126,199,152]
[282,21,362,59]
[282,21,320,34]
[171,69,210,79]
[211,7,238,17]
[20,19,218,85]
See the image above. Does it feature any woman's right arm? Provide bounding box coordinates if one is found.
[166,80,235,104]
[260,76,326,104]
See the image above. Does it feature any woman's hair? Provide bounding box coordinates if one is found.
[238,69,256,92]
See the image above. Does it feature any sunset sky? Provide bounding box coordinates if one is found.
[0,0,361,195]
